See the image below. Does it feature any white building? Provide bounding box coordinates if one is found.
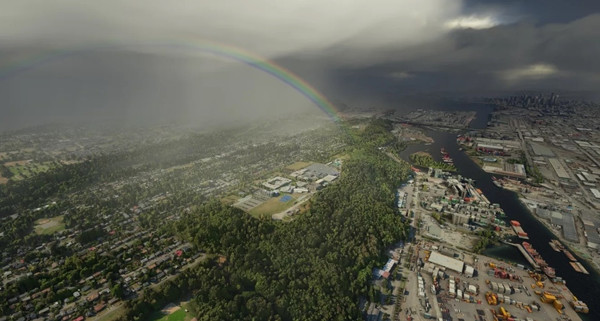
[428,251,464,274]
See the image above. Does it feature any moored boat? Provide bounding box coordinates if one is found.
[543,266,556,278]
[563,250,577,262]
[549,240,561,252]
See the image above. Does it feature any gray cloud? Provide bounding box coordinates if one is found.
[0,0,465,58]
[315,13,600,99]
[1,1,600,131]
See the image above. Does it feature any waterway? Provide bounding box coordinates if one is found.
[395,106,599,321]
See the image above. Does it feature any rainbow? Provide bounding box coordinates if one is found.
[0,41,342,122]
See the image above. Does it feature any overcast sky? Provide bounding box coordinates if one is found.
[1,0,600,130]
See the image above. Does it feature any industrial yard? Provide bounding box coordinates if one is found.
[401,242,585,321]
[364,168,589,321]
[457,96,600,275]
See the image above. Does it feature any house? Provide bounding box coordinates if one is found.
[86,292,99,302]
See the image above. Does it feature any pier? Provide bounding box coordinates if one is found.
[503,241,540,270]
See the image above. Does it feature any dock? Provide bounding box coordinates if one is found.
[503,241,540,270]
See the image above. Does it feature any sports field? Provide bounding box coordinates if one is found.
[154,308,186,321]
[149,303,195,321]
[249,194,296,218]
[34,216,66,235]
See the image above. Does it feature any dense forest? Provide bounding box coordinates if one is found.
[120,119,412,321]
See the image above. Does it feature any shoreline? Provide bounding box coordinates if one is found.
[515,196,600,275]
[453,141,600,277]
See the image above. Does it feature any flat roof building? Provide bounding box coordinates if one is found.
[428,251,464,274]
[549,158,570,179]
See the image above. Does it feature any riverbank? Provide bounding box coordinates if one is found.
[394,125,600,321]
[517,196,600,275]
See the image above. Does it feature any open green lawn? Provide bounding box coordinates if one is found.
[34,215,66,235]
[150,302,196,321]
[151,308,186,321]
[249,194,296,218]
[285,161,311,171]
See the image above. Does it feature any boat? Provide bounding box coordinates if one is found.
[441,147,447,155]
[511,221,529,239]
[569,261,589,274]
[493,180,503,188]
[575,262,589,275]
[522,241,547,266]
[543,266,556,279]
[549,240,561,252]
[563,250,577,262]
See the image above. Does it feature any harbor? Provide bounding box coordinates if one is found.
[504,241,540,270]
[397,125,600,321]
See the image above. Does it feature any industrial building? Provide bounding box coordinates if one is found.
[427,251,464,274]
[372,258,397,279]
[582,219,600,249]
[548,158,570,179]
[529,142,555,157]
[452,213,469,225]
[262,176,291,190]
[536,209,579,242]
[290,163,339,181]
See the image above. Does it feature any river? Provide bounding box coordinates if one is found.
[395,106,599,321]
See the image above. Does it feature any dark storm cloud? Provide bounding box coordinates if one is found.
[463,0,600,24]
[304,12,600,101]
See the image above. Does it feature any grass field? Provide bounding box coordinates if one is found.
[5,161,53,180]
[285,161,311,171]
[34,215,66,235]
[249,194,296,218]
[149,302,195,321]
[152,308,186,321]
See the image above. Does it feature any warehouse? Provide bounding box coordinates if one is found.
[428,251,464,274]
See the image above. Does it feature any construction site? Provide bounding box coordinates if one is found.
[401,241,585,321]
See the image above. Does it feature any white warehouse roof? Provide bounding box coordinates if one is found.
[428,251,464,273]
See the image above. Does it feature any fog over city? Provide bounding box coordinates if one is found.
[1,0,600,130]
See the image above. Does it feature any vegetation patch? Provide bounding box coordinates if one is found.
[34,215,65,235]
[120,119,411,321]
[5,161,54,180]
[410,151,456,171]
[220,195,240,205]
[92,304,126,321]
